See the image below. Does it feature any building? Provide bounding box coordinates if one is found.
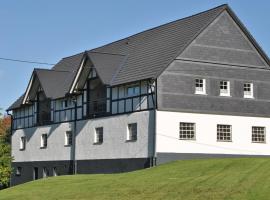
[7,4,270,186]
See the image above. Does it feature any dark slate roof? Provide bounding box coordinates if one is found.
[7,94,24,111]
[87,52,126,85]
[91,4,227,85]
[9,4,269,110]
[35,69,74,99]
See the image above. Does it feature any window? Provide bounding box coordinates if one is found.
[94,127,103,144]
[252,126,265,143]
[220,80,230,96]
[127,85,140,96]
[195,79,206,94]
[43,167,49,178]
[127,123,137,141]
[41,134,48,148]
[61,99,72,109]
[16,167,22,176]
[244,83,253,98]
[217,124,232,142]
[20,136,26,150]
[53,167,58,176]
[65,131,72,146]
[179,123,195,140]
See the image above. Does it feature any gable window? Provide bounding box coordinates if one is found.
[94,127,103,144]
[127,123,137,141]
[20,136,26,150]
[244,83,253,98]
[217,124,232,142]
[65,131,72,146]
[220,80,230,96]
[179,122,195,140]
[61,99,72,109]
[195,79,206,94]
[252,126,265,143]
[16,167,22,176]
[127,85,140,97]
[40,134,48,148]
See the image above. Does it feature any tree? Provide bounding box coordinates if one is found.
[0,110,12,189]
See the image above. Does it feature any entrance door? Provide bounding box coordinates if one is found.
[33,167,38,180]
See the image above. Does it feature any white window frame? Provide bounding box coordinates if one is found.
[220,80,230,96]
[217,124,232,142]
[40,133,48,148]
[20,136,26,150]
[65,131,72,146]
[53,167,57,176]
[195,79,206,95]
[252,126,266,143]
[16,167,22,176]
[94,127,103,144]
[179,122,196,140]
[127,123,137,141]
[43,167,49,178]
[244,83,254,98]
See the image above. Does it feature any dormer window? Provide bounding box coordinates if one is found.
[244,83,253,98]
[220,80,230,96]
[195,79,206,94]
[127,85,140,97]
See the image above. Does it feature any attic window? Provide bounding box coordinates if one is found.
[89,68,97,79]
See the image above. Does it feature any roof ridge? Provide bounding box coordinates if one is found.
[35,68,71,73]
[88,51,126,56]
[90,4,228,52]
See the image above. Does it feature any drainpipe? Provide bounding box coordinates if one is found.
[71,96,77,174]
[6,110,13,187]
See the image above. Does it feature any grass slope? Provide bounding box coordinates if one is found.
[1,158,270,200]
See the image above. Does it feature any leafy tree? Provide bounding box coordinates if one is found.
[0,110,12,189]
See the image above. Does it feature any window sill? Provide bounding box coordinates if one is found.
[126,139,137,142]
[179,138,196,141]
[64,144,72,147]
[195,92,207,95]
[219,94,231,97]
[244,96,254,99]
[19,148,25,151]
[40,146,47,149]
[252,141,266,144]
[93,142,103,145]
[217,140,232,142]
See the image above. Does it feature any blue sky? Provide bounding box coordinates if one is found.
[0,0,269,113]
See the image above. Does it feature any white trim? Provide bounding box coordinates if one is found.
[219,80,231,97]
[69,56,86,93]
[244,83,254,99]
[195,78,206,95]
[22,74,34,104]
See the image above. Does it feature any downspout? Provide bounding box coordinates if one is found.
[6,110,13,187]
[71,96,77,174]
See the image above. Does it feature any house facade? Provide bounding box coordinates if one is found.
[8,4,270,186]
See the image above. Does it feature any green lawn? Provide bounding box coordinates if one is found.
[1,158,270,200]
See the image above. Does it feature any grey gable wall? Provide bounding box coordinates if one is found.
[157,10,270,117]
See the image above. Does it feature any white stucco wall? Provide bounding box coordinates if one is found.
[12,122,73,162]
[12,110,155,162]
[76,110,154,160]
[156,111,270,155]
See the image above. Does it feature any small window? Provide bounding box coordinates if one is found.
[16,167,22,176]
[220,80,230,96]
[179,122,195,140]
[61,99,72,109]
[195,79,206,94]
[217,124,232,142]
[252,126,265,143]
[127,123,137,141]
[43,167,49,178]
[53,167,58,176]
[94,127,103,144]
[20,136,26,150]
[41,134,48,148]
[127,85,140,97]
[244,83,253,98]
[65,131,72,146]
